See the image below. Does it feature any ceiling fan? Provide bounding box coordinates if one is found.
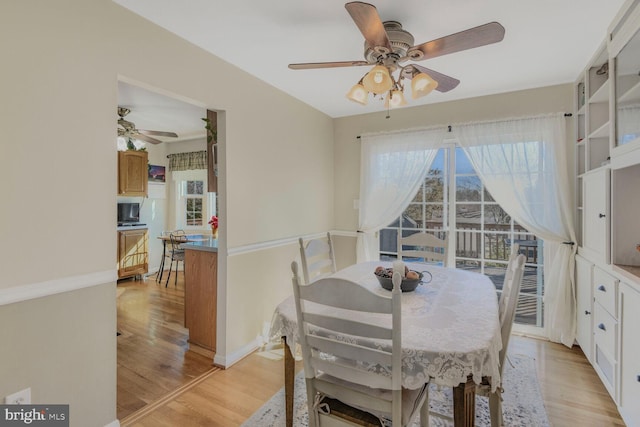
[117,107,178,144]
[289,1,505,107]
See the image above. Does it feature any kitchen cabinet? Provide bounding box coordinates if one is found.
[118,150,148,196]
[117,228,148,279]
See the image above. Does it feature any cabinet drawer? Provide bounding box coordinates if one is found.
[594,302,618,360]
[593,267,618,317]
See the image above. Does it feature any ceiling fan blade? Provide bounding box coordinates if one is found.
[345,2,391,52]
[138,129,178,138]
[289,60,371,70]
[408,22,505,61]
[134,133,163,145]
[404,65,460,92]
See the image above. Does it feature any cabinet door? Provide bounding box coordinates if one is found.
[619,282,640,426]
[583,168,610,263]
[118,151,148,196]
[118,229,148,278]
[575,255,593,361]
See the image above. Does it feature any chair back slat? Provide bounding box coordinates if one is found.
[306,335,393,366]
[298,278,392,313]
[303,313,392,340]
[398,232,448,266]
[299,233,337,284]
[311,357,393,390]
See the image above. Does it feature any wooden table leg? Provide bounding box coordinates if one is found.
[283,336,294,427]
[453,375,476,427]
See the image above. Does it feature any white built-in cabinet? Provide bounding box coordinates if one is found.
[575,255,593,362]
[582,169,610,264]
[619,282,640,424]
[574,1,640,425]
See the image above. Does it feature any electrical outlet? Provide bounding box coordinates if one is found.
[5,387,31,404]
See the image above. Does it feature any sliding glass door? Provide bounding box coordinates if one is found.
[380,145,545,329]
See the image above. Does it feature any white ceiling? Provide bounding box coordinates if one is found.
[115,0,626,133]
[117,81,207,143]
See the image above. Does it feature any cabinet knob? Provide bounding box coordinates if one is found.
[598,323,606,331]
[637,375,640,383]
[599,213,606,218]
[584,310,591,315]
[597,285,606,292]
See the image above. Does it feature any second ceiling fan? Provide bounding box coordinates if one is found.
[289,1,505,107]
[117,107,178,145]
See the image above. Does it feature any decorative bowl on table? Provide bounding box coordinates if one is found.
[373,267,431,292]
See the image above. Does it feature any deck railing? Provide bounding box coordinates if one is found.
[382,221,539,263]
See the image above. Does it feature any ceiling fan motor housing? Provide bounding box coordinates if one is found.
[364,21,414,65]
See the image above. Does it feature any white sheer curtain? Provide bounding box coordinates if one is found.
[357,128,445,262]
[456,114,577,347]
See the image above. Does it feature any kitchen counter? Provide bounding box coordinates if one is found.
[181,237,218,252]
[116,224,148,231]
[183,238,218,360]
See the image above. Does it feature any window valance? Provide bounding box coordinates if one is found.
[168,151,207,171]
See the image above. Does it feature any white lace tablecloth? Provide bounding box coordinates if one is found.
[270,261,503,392]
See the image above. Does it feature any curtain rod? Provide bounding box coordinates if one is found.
[356,113,573,139]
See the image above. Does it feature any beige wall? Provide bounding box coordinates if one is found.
[0,0,333,425]
[333,84,575,233]
[0,1,577,424]
[0,284,116,426]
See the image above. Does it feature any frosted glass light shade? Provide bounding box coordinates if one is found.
[411,72,438,99]
[384,90,407,108]
[362,65,393,94]
[346,83,369,105]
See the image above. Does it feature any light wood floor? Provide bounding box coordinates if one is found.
[117,275,625,426]
[116,273,216,420]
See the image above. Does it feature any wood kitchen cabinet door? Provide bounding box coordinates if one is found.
[118,150,148,196]
[118,229,148,278]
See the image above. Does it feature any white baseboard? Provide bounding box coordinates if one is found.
[105,420,120,427]
[214,337,262,368]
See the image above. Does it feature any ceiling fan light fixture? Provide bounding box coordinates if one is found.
[384,90,407,109]
[411,72,438,99]
[346,82,369,105]
[362,65,393,94]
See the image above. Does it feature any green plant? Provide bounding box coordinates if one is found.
[126,138,146,151]
[202,117,217,144]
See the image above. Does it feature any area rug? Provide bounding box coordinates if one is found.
[241,354,550,427]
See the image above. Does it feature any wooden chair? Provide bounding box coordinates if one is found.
[298,232,337,284]
[428,254,526,427]
[397,232,448,266]
[499,243,520,325]
[480,253,526,427]
[291,261,429,427]
[165,232,186,287]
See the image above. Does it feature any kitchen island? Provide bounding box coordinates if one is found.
[182,237,218,360]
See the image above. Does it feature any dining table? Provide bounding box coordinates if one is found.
[269,260,503,427]
[155,233,211,283]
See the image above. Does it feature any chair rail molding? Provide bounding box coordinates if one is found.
[227,229,357,257]
[0,270,118,306]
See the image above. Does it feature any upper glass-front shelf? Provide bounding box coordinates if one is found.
[616,26,640,147]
